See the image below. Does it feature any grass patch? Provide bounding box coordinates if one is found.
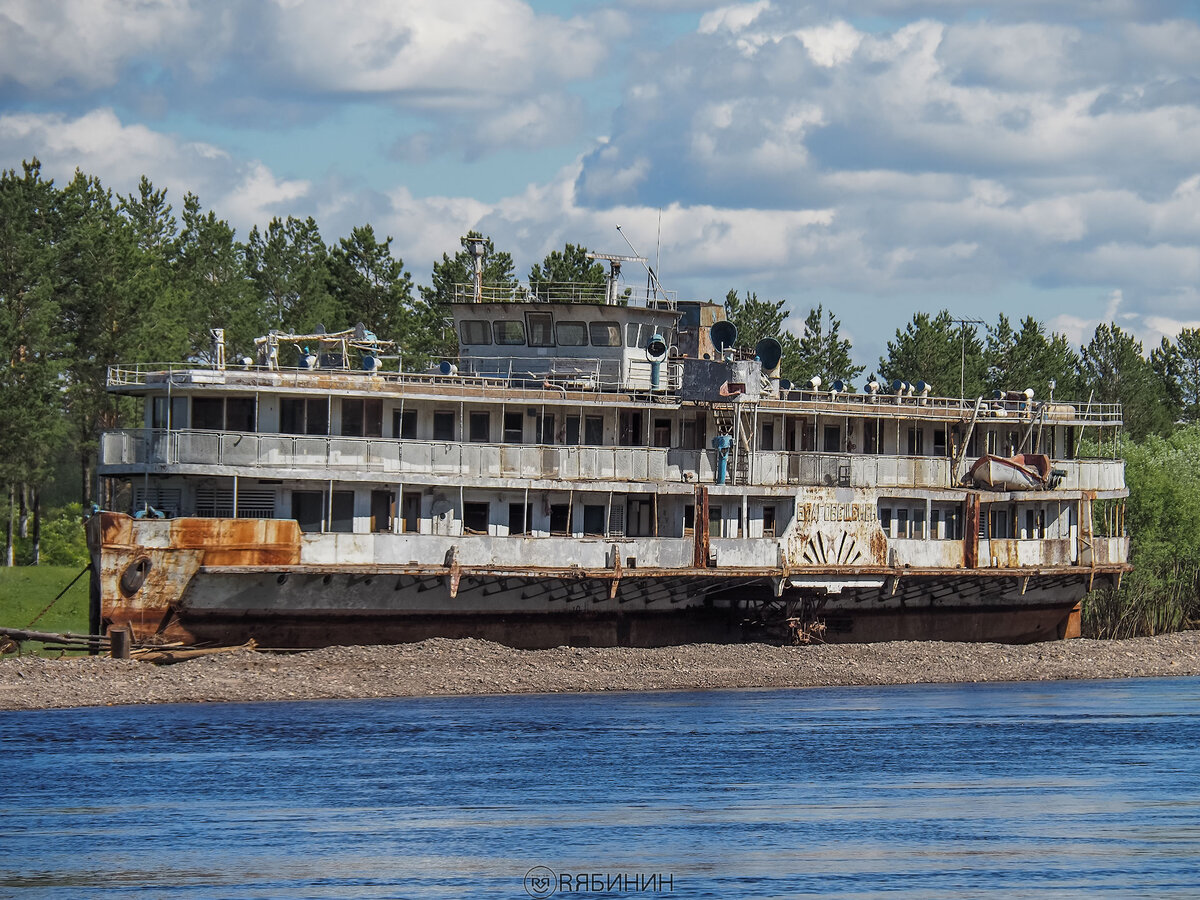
[0,565,91,638]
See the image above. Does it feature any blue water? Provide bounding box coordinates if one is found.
[3,679,1200,899]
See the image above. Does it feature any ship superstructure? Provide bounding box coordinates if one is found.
[89,255,1129,647]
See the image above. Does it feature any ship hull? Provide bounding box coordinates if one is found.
[89,513,1113,648]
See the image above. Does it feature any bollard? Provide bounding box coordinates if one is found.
[109,626,131,660]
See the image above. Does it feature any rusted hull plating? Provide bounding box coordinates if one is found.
[89,513,1118,649]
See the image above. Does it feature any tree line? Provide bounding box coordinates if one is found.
[2,160,1197,636]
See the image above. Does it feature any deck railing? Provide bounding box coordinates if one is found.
[98,429,1127,491]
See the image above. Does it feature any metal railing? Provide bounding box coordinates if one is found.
[98,429,1130,491]
[451,281,677,308]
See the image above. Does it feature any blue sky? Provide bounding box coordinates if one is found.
[2,0,1199,371]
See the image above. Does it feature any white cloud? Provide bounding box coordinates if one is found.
[699,1,770,35]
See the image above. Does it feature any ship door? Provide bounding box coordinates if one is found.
[371,490,394,533]
[401,492,421,534]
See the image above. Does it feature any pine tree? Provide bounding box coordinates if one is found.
[879,310,984,397]
[1079,324,1172,439]
[420,231,517,306]
[794,304,865,386]
[528,243,605,303]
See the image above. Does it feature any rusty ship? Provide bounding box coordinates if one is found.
[89,245,1129,648]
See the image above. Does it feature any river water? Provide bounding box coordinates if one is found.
[2,677,1200,899]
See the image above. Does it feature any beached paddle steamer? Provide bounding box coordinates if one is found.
[89,248,1129,647]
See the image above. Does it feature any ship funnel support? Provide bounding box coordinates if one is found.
[710,320,738,353]
[754,338,783,374]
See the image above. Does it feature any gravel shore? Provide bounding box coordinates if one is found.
[2,632,1199,711]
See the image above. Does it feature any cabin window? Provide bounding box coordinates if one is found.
[394,408,417,439]
[1006,430,1020,456]
[503,412,524,443]
[433,411,455,442]
[625,323,642,347]
[330,491,354,533]
[933,429,947,456]
[589,322,621,347]
[985,431,998,455]
[565,415,580,444]
[912,507,926,540]
[684,504,695,536]
[460,320,491,344]
[509,503,533,535]
[619,410,645,446]
[763,505,777,538]
[681,416,705,450]
[192,397,225,431]
[151,396,189,430]
[291,491,324,532]
[896,508,910,539]
[653,418,671,448]
[538,414,555,444]
[761,421,774,451]
[583,504,606,536]
[583,415,604,445]
[930,509,941,540]
[341,398,382,437]
[493,320,525,345]
[526,312,554,347]
[469,412,490,443]
[988,508,1010,539]
[709,504,722,538]
[800,419,816,451]
[907,428,924,455]
[226,398,256,432]
[550,504,570,535]
[863,418,882,454]
[823,424,840,453]
[556,321,588,346]
[463,502,489,535]
[280,397,328,435]
[371,490,393,533]
[880,508,892,538]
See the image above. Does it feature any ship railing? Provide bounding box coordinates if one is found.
[100,430,1123,493]
[761,391,1124,425]
[450,281,677,309]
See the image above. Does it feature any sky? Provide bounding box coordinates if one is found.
[1,0,1199,372]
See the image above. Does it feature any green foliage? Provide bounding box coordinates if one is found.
[1080,323,1173,439]
[1084,427,1200,637]
[722,290,801,377]
[327,225,415,341]
[528,243,605,302]
[984,314,1082,399]
[1151,327,1200,425]
[244,216,338,333]
[15,504,88,567]
[794,304,865,387]
[878,310,985,397]
[421,231,517,306]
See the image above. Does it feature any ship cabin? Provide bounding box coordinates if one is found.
[97,269,1129,581]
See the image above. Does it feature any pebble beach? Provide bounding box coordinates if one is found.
[2,631,1199,711]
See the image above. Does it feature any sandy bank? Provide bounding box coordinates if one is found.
[2,632,1199,711]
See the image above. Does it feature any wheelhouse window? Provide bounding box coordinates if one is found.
[556,321,588,346]
[588,322,621,347]
[280,397,328,435]
[493,320,525,345]
[526,312,554,347]
[192,397,224,431]
[625,322,642,347]
[460,320,491,344]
